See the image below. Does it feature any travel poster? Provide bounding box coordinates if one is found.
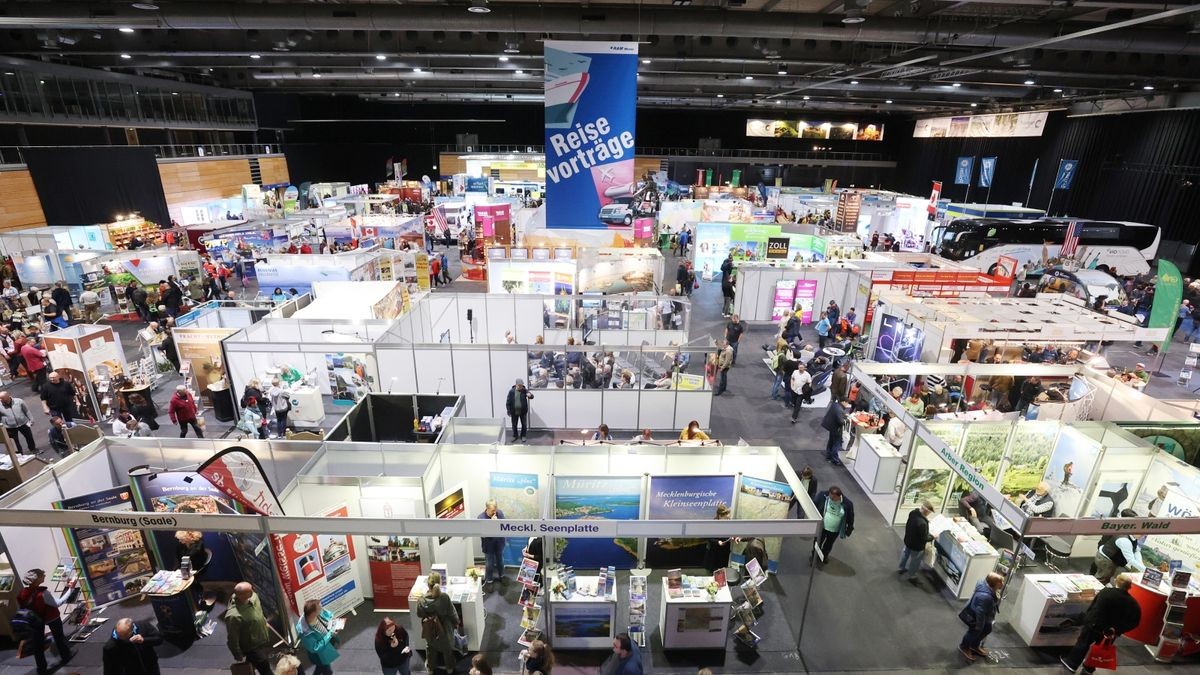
[361,496,422,611]
[731,475,794,573]
[283,504,364,617]
[645,475,737,568]
[794,280,819,323]
[552,604,613,639]
[129,471,240,581]
[1041,430,1101,519]
[431,484,467,545]
[553,476,641,569]
[54,486,154,603]
[489,472,541,566]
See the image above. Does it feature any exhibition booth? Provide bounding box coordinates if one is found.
[171,300,274,420]
[691,223,830,280]
[294,281,416,322]
[577,248,665,294]
[0,225,107,256]
[254,249,380,296]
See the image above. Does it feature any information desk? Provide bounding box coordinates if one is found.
[141,569,201,645]
[547,575,617,649]
[929,514,999,600]
[1011,574,1103,647]
[407,574,484,652]
[852,433,903,494]
[659,577,732,649]
[1126,575,1200,658]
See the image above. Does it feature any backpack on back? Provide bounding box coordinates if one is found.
[11,607,44,641]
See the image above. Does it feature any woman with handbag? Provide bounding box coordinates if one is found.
[417,572,458,674]
[296,598,340,675]
[959,572,1004,661]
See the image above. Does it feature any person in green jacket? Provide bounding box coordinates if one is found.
[296,598,340,675]
[224,582,273,675]
[416,572,459,674]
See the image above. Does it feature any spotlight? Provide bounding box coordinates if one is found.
[499,55,509,62]
[803,95,811,100]
[119,27,135,34]
[376,54,387,61]
[413,67,422,73]
[842,8,866,23]
[120,53,132,59]
[1143,84,1154,90]
[514,69,524,75]
[503,41,520,54]
[885,99,893,104]
[1053,88,1063,93]
[249,53,261,59]
[850,80,859,85]
[131,2,160,10]
[778,65,788,75]
[744,75,754,80]
[1023,79,1035,85]
[952,82,962,87]
[716,93,725,98]
[468,0,491,13]
[970,102,978,107]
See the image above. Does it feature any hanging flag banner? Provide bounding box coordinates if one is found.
[927,181,942,216]
[1150,261,1184,350]
[979,157,997,188]
[731,169,743,188]
[1055,159,1079,190]
[544,40,639,229]
[705,169,714,187]
[954,156,975,185]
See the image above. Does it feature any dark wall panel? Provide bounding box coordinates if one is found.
[22,146,171,227]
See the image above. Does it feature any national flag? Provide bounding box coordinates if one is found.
[1060,220,1080,258]
[385,156,394,178]
[432,204,449,233]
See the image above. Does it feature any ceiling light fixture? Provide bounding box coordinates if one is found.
[642,58,651,64]
[375,54,387,61]
[776,100,782,104]
[249,53,261,59]
[850,80,859,85]
[885,99,893,104]
[413,67,422,73]
[499,56,509,62]
[312,71,322,78]
[1143,84,1154,90]
[1023,79,1035,85]
[716,93,724,98]
[514,69,524,75]
[120,53,131,59]
[778,65,788,75]
[393,92,400,97]
[503,42,520,54]
[744,75,754,80]
[1053,88,1063,93]
[118,27,135,34]
[468,0,491,13]
[970,102,978,107]
[952,82,962,88]
[842,8,866,24]
[131,2,159,10]
[803,95,810,100]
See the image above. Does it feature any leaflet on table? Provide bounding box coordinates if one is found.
[518,628,541,647]
[1142,568,1164,587]
[54,485,155,603]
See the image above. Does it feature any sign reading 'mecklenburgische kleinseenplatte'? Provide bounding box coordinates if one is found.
[544,40,639,230]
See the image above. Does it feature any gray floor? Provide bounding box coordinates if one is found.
[2,245,1196,674]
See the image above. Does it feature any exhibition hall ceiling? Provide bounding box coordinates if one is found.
[1,0,1198,115]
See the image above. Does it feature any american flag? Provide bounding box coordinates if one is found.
[1060,220,1080,258]
[431,204,449,234]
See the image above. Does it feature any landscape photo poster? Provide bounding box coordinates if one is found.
[731,475,793,573]
[645,475,737,568]
[553,476,642,569]
[54,486,154,603]
[431,484,467,546]
[1041,430,1102,519]
[489,472,542,566]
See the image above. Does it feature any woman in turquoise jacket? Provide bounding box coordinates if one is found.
[296,598,340,674]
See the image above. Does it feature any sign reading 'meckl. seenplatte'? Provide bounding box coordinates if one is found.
[544,41,639,230]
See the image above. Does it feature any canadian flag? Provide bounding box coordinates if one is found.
[927,181,942,216]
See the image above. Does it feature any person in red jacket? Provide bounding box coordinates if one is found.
[17,568,76,673]
[430,256,442,288]
[168,385,204,438]
[20,337,48,393]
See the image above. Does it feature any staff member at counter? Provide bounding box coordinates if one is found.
[1089,510,1160,584]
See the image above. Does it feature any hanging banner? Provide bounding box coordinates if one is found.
[431,483,467,545]
[280,504,364,617]
[730,476,794,573]
[954,156,974,185]
[979,157,997,188]
[730,169,743,188]
[1055,159,1079,190]
[927,181,942,216]
[645,475,737,568]
[554,476,641,569]
[128,471,242,582]
[705,169,714,187]
[544,40,639,229]
[54,486,154,604]
[488,472,542,566]
[1150,261,1184,350]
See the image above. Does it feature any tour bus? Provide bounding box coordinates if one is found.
[930,218,1160,276]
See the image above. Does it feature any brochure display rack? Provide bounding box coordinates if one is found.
[1126,568,1200,659]
[658,573,732,649]
[628,573,647,647]
[547,573,617,649]
[1011,573,1103,647]
[406,573,484,652]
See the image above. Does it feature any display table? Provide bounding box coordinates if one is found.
[852,433,903,494]
[1011,574,1104,647]
[658,577,732,649]
[547,575,617,649]
[407,574,484,652]
[929,515,999,600]
[846,412,884,461]
[141,570,200,645]
[1126,575,1200,657]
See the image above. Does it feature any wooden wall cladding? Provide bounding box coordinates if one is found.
[0,169,47,231]
[438,153,467,177]
[258,156,290,185]
[158,158,252,206]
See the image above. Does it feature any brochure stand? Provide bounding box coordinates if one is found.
[1152,571,1191,662]
[406,573,483,652]
[659,574,732,649]
[516,558,543,650]
[547,569,616,649]
[628,573,647,647]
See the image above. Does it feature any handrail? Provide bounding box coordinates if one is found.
[0,144,282,165]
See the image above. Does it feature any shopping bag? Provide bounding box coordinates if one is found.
[1083,635,1118,670]
[230,662,255,675]
[957,605,977,626]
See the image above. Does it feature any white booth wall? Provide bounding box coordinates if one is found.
[732,264,874,324]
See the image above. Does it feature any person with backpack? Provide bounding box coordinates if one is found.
[416,572,458,674]
[15,568,76,674]
[102,617,163,675]
[268,377,291,437]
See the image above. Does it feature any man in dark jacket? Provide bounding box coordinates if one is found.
[505,378,533,442]
[40,370,79,422]
[478,498,507,586]
[813,486,854,563]
[899,500,934,584]
[820,399,850,466]
[50,282,73,319]
[1061,574,1142,673]
[830,362,850,402]
[161,283,184,318]
[103,617,163,675]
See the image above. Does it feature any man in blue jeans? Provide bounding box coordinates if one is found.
[725,314,745,366]
[821,399,850,466]
[713,340,734,396]
[478,499,506,587]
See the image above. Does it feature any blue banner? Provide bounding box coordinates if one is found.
[979,156,997,188]
[1055,159,1079,190]
[544,41,639,229]
[465,176,490,193]
[645,475,737,568]
[954,156,974,185]
[488,471,541,567]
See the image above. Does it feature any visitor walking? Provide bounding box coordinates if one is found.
[820,399,850,465]
[20,336,48,393]
[789,366,812,423]
[815,312,831,349]
[375,617,412,675]
[416,572,458,675]
[225,582,274,675]
[296,599,340,675]
[1060,574,1142,673]
[959,573,1005,661]
[720,273,736,317]
[899,500,934,584]
[40,371,79,422]
[813,486,854,563]
[713,340,733,396]
[0,391,37,454]
[16,568,76,674]
[102,617,163,675]
[725,314,745,365]
[479,499,506,586]
[168,385,204,438]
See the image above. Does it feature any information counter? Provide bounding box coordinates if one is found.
[407,574,484,652]
[852,433,903,494]
[547,575,617,649]
[1126,575,1200,658]
[929,514,998,600]
[658,576,732,649]
[1011,574,1103,647]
